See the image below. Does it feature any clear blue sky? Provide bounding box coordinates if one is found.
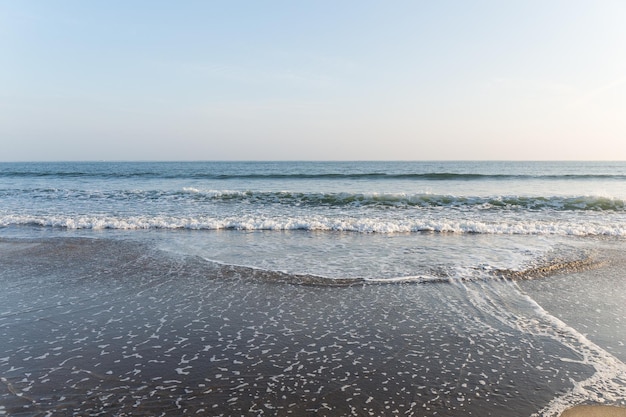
[2,0,625,161]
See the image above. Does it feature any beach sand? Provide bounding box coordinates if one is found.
[561,405,626,417]
[0,237,620,416]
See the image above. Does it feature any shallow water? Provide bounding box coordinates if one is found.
[519,243,626,363]
[0,237,625,416]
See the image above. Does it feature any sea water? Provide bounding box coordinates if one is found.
[3,161,626,276]
[0,161,625,416]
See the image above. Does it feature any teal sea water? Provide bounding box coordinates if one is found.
[0,161,625,416]
[3,161,626,278]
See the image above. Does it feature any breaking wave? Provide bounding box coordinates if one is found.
[2,214,626,236]
[180,190,626,211]
[5,188,626,212]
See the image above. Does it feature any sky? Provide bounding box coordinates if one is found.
[1,0,626,161]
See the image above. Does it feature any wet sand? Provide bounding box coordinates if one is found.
[519,244,626,417]
[0,237,618,416]
[561,405,626,417]
[519,245,626,364]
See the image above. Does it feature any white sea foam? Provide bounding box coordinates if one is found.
[2,214,626,236]
[364,275,447,284]
[460,280,626,416]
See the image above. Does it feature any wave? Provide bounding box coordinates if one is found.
[3,214,626,236]
[181,191,626,211]
[313,257,599,285]
[2,170,626,181]
[181,173,626,181]
[6,188,626,211]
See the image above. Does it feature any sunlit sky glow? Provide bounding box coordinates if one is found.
[2,0,626,161]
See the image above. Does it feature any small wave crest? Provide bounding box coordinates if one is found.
[189,191,626,211]
[153,191,626,212]
[13,188,624,212]
[3,214,626,236]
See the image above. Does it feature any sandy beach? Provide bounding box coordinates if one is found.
[561,405,626,417]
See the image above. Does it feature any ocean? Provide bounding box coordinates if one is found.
[0,161,625,416]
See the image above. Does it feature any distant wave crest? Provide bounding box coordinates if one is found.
[3,170,626,181]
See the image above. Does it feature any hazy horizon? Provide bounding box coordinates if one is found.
[2,1,626,161]
[4,159,626,163]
